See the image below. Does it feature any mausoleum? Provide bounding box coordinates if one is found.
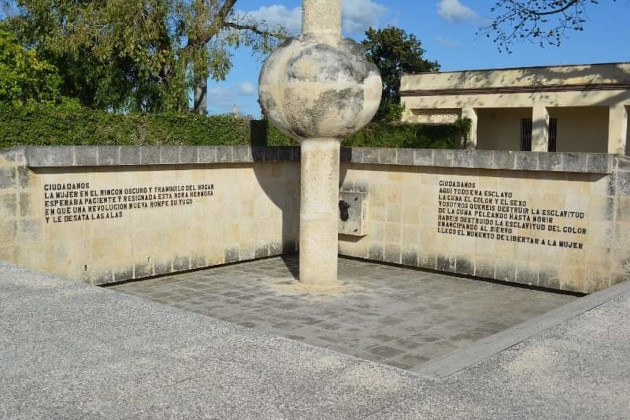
[400,62,630,154]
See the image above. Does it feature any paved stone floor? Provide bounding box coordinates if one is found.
[108,255,577,370]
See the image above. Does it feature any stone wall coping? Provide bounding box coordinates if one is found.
[0,145,619,174]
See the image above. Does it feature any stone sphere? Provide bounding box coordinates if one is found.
[259,35,382,141]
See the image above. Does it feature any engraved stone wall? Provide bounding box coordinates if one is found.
[0,146,299,285]
[1,146,628,293]
[338,153,629,294]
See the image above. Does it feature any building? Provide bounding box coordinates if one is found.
[400,62,630,154]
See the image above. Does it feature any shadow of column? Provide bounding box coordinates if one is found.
[252,146,301,279]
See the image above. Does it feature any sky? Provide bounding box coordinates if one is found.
[211,0,630,117]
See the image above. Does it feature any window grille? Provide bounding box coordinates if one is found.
[549,118,558,152]
[521,118,532,151]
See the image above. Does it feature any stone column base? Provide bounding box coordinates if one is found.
[299,138,340,288]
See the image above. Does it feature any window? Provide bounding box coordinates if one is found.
[522,117,557,152]
[521,118,532,151]
[549,118,558,152]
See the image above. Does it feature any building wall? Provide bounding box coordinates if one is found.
[476,108,531,151]
[400,62,630,91]
[548,107,609,153]
[403,108,461,124]
[422,106,611,152]
[400,63,630,154]
[401,90,630,118]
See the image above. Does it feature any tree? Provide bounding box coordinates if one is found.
[4,0,287,113]
[0,23,63,107]
[481,0,617,52]
[362,26,439,122]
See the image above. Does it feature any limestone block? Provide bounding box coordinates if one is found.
[0,193,17,218]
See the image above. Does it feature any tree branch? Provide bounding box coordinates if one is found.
[224,21,289,40]
[186,0,238,51]
[478,0,601,52]
[517,0,582,16]
[217,0,238,26]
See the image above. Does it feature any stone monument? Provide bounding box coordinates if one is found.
[259,0,382,287]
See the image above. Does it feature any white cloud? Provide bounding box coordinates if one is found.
[207,86,235,106]
[436,36,463,48]
[241,5,302,35]
[237,81,256,96]
[437,0,479,23]
[207,81,259,115]
[342,0,388,34]
[239,0,388,36]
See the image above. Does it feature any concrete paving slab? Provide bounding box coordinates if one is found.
[374,286,630,419]
[0,261,431,418]
[2,260,630,418]
[109,255,575,370]
[413,275,630,378]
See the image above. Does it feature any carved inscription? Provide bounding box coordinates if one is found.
[43,182,214,224]
[437,179,586,249]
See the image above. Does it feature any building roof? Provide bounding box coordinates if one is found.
[402,61,630,76]
[400,62,630,95]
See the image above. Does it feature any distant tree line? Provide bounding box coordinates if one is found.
[1,0,286,113]
[2,0,610,120]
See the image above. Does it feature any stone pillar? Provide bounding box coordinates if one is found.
[608,104,628,155]
[299,139,340,287]
[531,104,549,152]
[462,106,478,149]
[258,0,382,288]
[303,0,341,43]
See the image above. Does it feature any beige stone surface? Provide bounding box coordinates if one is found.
[609,104,629,154]
[476,108,532,151]
[401,63,630,91]
[303,0,341,43]
[550,107,610,153]
[339,163,620,294]
[258,37,381,141]
[1,160,300,285]
[3,146,629,295]
[299,139,339,288]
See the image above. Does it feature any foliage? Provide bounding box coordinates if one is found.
[362,26,439,122]
[250,119,296,146]
[480,0,618,52]
[454,118,472,136]
[0,105,251,147]
[3,0,286,113]
[343,122,462,149]
[377,100,406,123]
[0,24,63,107]
[0,105,464,150]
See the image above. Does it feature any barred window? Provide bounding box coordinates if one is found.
[521,118,532,151]
[549,118,558,152]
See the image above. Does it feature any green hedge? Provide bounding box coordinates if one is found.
[0,106,252,146]
[0,105,463,149]
[343,122,462,149]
